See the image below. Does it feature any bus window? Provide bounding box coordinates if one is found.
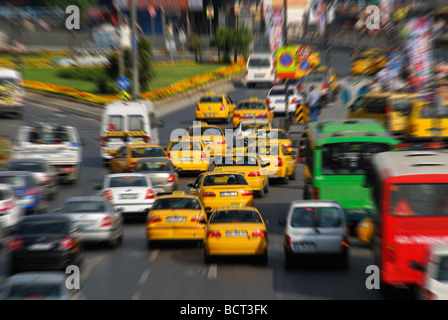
[390,184,448,217]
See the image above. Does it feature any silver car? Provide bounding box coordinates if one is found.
[131,157,178,195]
[54,196,123,248]
[6,158,59,200]
[281,200,349,268]
[0,271,85,300]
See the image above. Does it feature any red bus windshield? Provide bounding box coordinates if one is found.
[390,183,448,217]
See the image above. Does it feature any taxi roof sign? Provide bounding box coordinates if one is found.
[250,97,259,101]
[172,191,186,195]
[206,91,215,95]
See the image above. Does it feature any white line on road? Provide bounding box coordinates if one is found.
[149,249,159,262]
[207,264,218,280]
[139,269,151,285]
[132,291,141,300]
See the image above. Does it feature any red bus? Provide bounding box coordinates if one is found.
[368,149,448,292]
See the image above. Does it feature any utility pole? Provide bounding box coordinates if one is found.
[283,0,290,131]
[114,0,125,80]
[130,0,139,100]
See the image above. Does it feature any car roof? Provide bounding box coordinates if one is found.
[290,200,342,208]
[127,144,162,148]
[64,196,106,202]
[4,272,67,285]
[155,194,200,200]
[9,158,48,164]
[20,214,72,223]
[203,171,245,176]
[107,173,147,177]
[0,171,34,176]
[213,206,259,212]
[135,157,172,162]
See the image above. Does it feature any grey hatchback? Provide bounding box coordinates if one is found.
[281,200,350,268]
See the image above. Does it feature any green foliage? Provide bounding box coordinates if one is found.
[215,27,253,63]
[43,0,96,10]
[187,33,203,62]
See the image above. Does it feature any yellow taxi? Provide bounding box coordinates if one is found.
[356,217,374,244]
[403,100,448,141]
[346,92,422,136]
[166,139,210,172]
[351,48,387,75]
[247,141,296,184]
[186,124,226,157]
[109,142,168,173]
[195,91,236,124]
[146,191,207,248]
[214,155,269,198]
[253,128,294,153]
[204,206,268,264]
[228,135,259,156]
[188,171,254,216]
[232,97,274,128]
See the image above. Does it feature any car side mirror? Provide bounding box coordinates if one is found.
[409,260,425,272]
[157,119,164,128]
[94,184,102,190]
[187,183,194,188]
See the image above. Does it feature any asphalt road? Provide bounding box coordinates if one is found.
[0,49,416,302]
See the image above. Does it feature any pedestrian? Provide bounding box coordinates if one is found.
[306,85,321,122]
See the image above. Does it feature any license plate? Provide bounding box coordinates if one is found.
[204,113,215,117]
[220,192,237,197]
[203,141,213,144]
[254,74,265,78]
[293,242,316,251]
[80,220,96,226]
[166,216,186,223]
[230,203,241,207]
[275,99,285,103]
[28,243,54,251]
[226,230,247,237]
[179,157,192,162]
[119,194,137,199]
[128,137,145,142]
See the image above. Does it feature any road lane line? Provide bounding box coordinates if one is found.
[149,249,159,262]
[207,264,217,280]
[132,291,141,300]
[139,270,151,285]
[80,254,106,281]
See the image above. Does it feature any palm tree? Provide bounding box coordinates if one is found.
[215,27,232,63]
[232,27,253,63]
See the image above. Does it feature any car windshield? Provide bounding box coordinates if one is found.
[0,175,34,188]
[203,174,248,186]
[216,156,259,167]
[241,123,269,131]
[8,162,44,172]
[7,283,61,300]
[210,209,262,223]
[437,257,448,281]
[290,207,342,227]
[188,127,223,136]
[236,102,265,110]
[364,98,387,114]
[199,96,223,103]
[152,197,201,210]
[131,147,166,158]
[321,142,390,175]
[268,88,286,96]
[248,58,271,67]
[392,98,414,113]
[17,220,69,234]
[168,141,203,151]
[134,161,171,172]
[62,201,106,213]
[247,145,279,155]
[390,183,448,217]
[108,176,148,187]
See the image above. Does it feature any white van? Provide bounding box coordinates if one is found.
[245,53,276,88]
[0,68,25,118]
[100,100,164,162]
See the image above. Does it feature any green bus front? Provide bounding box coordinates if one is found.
[310,137,399,229]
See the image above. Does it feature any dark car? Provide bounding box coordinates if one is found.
[0,171,47,215]
[7,215,83,275]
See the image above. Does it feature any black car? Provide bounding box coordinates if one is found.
[7,215,83,275]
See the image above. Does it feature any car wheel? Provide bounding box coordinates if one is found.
[338,248,349,269]
[284,252,294,270]
[288,167,296,180]
[263,180,270,194]
[256,186,264,198]
[258,252,268,265]
[280,174,288,185]
[204,250,212,264]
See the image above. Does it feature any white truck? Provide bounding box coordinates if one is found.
[11,123,82,184]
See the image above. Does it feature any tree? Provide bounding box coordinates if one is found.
[231,27,253,62]
[215,28,232,63]
[187,33,203,62]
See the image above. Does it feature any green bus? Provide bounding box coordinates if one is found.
[297,118,400,231]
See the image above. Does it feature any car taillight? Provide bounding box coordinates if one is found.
[284,235,292,247]
[277,157,283,167]
[220,104,225,111]
[291,98,298,104]
[59,237,75,250]
[145,189,155,199]
[148,216,162,223]
[100,216,113,227]
[313,187,319,200]
[145,136,151,143]
[217,140,226,144]
[234,113,241,118]
[207,230,221,238]
[129,161,136,171]
[203,192,216,197]
[0,200,14,212]
[26,188,39,196]
[248,172,260,177]
[258,113,267,118]
[252,230,267,238]
[321,83,329,90]
[167,152,171,159]
[196,104,200,111]
[8,238,24,250]
[422,288,437,300]
[296,84,302,90]
[266,98,270,105]
[297,147,302,163]
[241,190,253,197]
[102,190,114,201]
[284,144,292,149]
[100,136,107,147]
[166,174,176,183]
[200,152,207,161]
[245,69,248,76]
[41,175,51,183]
[191,216,206,223]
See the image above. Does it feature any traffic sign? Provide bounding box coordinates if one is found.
[206,5,214,19]
[297,45,312,61]
[117,76,131,91]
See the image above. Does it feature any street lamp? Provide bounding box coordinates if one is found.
[130,0,139,100]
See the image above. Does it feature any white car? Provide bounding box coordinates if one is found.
[0,183,23,230]
[266,84,304,116]
[412,241,448,300]
[94,173,158,219]
[245,53,276,88]
[233,120,271,139]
